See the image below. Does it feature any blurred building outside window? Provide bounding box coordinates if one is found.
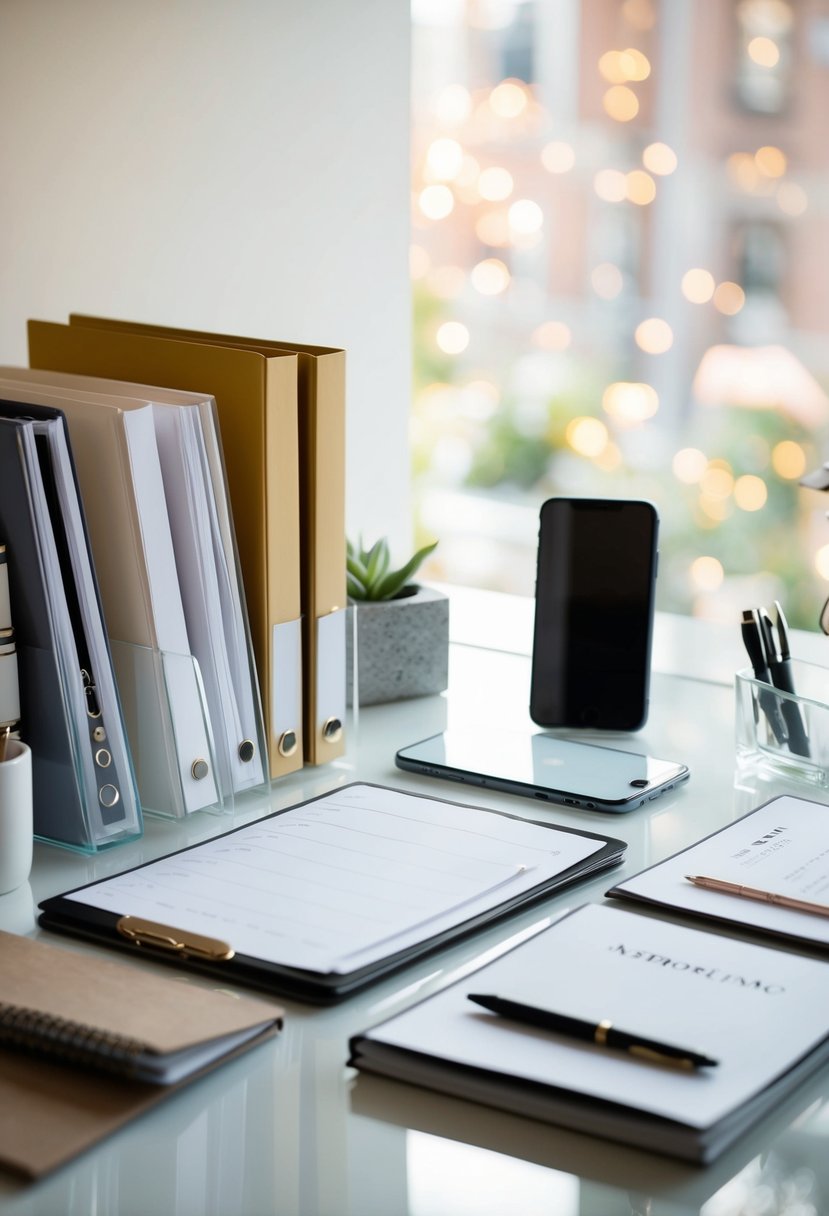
[410,0,829,630]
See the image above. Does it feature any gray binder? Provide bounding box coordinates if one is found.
[0,401,142,851]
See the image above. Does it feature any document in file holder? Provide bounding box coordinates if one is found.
[0,369,268,802]
[0,404,141,851]
[39,783,626,1000]
[0,386,219,816]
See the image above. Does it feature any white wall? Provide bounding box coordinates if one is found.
[0,0,412,551]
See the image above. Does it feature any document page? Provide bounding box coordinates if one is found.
[360,902,829,1129]
[65,784,606,973]
[611,795,829,946]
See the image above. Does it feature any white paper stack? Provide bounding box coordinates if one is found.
[0,368,267,813]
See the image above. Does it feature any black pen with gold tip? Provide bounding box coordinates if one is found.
[467,994,718,1069]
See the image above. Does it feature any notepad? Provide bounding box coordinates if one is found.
[0,930,282,1178]
[40,783,626,1000]
[349,902,829,1163]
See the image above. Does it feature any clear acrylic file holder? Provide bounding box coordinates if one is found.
[109,639,270,820]
[29,635,143,855]
[736,659,829,787]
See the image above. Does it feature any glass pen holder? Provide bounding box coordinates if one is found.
[736,660,829,788]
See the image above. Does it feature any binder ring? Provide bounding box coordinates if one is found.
[278,730,298,758]
[322,717,343,743]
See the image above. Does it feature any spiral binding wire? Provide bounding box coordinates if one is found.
[0,1001,148,1076]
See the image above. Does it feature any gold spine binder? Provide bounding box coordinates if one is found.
[62,316,347,767]
[27,319,303,779]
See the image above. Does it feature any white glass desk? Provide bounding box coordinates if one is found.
[2,604,829,1216]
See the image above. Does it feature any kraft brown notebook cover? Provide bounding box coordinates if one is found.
[27,319,302,780]
[0,931,282,1179]
[65,316,347,767]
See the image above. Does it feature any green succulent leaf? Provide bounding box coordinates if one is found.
[371,540,438,601]
[347,571,368,600]
[365,537,391,586]
[348,536,437,602]
[347,553,369,585]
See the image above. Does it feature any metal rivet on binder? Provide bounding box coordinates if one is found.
[278,730,298,758]
[238,739,255,763]
[191,759,210,781]
[99,784,120,809]
[322,717,343,743]
[94,749,112,768]
[92,726,107,743]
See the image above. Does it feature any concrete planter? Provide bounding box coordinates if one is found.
[346,585,449,706]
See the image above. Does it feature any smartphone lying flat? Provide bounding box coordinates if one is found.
[395,728,689,813]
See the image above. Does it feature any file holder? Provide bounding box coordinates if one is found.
[736,660,829,787]
[110,640,269,820]
[27,637,143,855]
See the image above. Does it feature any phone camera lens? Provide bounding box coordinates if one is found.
[629,778,649,788]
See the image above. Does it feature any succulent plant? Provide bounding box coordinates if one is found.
[347,536,438,602]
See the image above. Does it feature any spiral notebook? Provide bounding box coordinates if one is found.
[0,931,282,1179]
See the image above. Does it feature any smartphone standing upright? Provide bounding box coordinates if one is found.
[530,498,659,732]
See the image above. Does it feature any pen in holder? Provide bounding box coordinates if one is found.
[736,660,829,786]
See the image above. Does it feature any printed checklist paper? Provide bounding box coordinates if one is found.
[608,794,829,948]
[62,784,612,975]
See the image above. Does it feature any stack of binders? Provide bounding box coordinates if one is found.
[26,316,348,779]
[0,366,269,826]
[0,399,142,851]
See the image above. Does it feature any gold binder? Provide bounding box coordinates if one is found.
[27,319,303,779]
[64,317,347,766]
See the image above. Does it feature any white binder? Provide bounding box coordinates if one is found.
[0,377,218,815]
[0,368,269,804]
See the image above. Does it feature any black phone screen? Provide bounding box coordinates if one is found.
[529,498,658,731]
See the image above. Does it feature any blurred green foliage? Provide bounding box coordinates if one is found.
[412,282,829,630]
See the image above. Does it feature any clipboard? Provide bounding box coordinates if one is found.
[39,782,627,1002]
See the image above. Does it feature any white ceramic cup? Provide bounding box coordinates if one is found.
[0,740,33,895]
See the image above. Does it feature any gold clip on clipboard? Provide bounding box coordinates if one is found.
[117,915,235,961]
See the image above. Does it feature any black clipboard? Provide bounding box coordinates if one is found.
[39,782,627,1002]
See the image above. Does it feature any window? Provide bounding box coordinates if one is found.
[412,0,829,630]
[734,0,794,115]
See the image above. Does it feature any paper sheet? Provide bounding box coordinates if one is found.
[613,795,829,946]
[361,902,829,1129]
[66,784,604,973]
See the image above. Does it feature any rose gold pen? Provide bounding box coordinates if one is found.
[686,874,829,919]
